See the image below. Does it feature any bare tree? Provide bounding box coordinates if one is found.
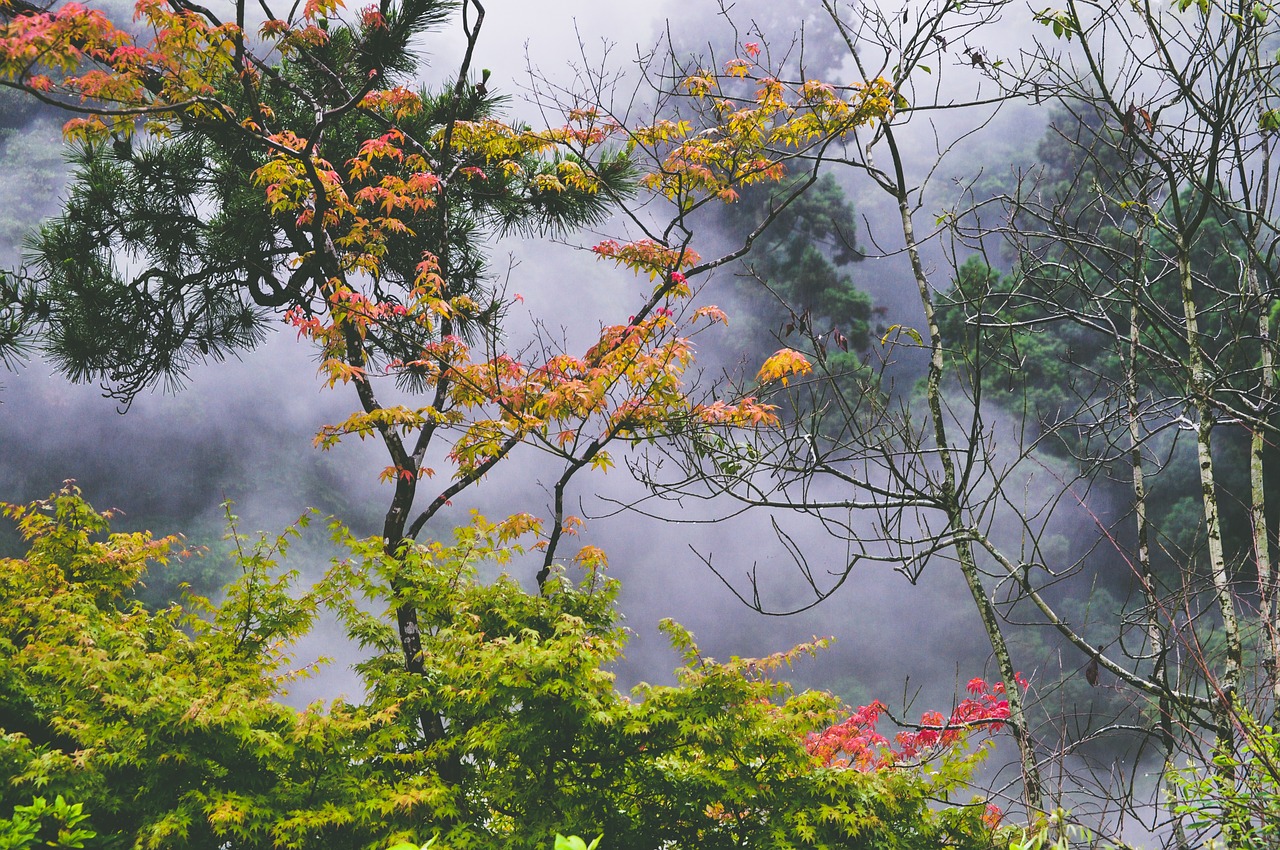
[603,0,1280,842]
[594,0,1054,816]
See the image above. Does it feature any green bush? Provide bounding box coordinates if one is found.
[0,797,95,850]
[0,486,1000,850]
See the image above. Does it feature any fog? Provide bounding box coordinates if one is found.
[0,0,1076,737]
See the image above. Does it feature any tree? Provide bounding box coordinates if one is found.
[0,0,843,753]
[0,484,1007,849]
[611,0,1280,844]
[0,0,956,842]
[618,0,1051,817]
[953,0,1280,842]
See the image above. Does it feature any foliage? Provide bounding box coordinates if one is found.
[552,837,599,850]
[805,675,1025,771]
[0,5,897,792]
[715,174,873,361]
[0,797,96,850]
[1172,708,1280,848]
[0,0,896,592]
[0,485,1004,850]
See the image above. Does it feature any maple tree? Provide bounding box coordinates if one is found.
[0,0,980,838]
[0,484,1009,849]
[0,0,905,731]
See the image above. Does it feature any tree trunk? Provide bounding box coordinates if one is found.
[901,182,1045,813]
[1177,237,1243,847]
[1129,240,1190,850]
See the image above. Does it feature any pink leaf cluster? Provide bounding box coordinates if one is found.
[805,675,1026,770]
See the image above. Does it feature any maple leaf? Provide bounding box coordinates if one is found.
[756,349,812,386]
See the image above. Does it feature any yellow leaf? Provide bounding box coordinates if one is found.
[756,349,812,387]
[575,545,608,569]
[880,324,925,347]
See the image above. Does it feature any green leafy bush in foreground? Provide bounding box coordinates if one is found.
[0,485,1000,850]
[0,796,95,850]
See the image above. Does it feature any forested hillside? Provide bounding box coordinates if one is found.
[2,0,1279,847]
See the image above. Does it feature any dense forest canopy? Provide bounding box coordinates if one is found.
[2,0,1280,847]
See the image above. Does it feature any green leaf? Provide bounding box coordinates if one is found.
[554,835,599,850]
[881,324,925,346]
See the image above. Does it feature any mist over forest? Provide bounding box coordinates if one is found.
[1,0,1276,846]
[0,0,1015,698]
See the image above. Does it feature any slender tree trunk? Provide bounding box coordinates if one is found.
[1243,124,1279,721]
[1128,235,1190,850]
[336,319,439,729]
[1177,240,1242,693]
[1250,261,1278,720]
[1177,237,1243,846]
[899,183,1045,813]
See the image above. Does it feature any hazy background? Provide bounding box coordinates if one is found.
[0,0,1062,721]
